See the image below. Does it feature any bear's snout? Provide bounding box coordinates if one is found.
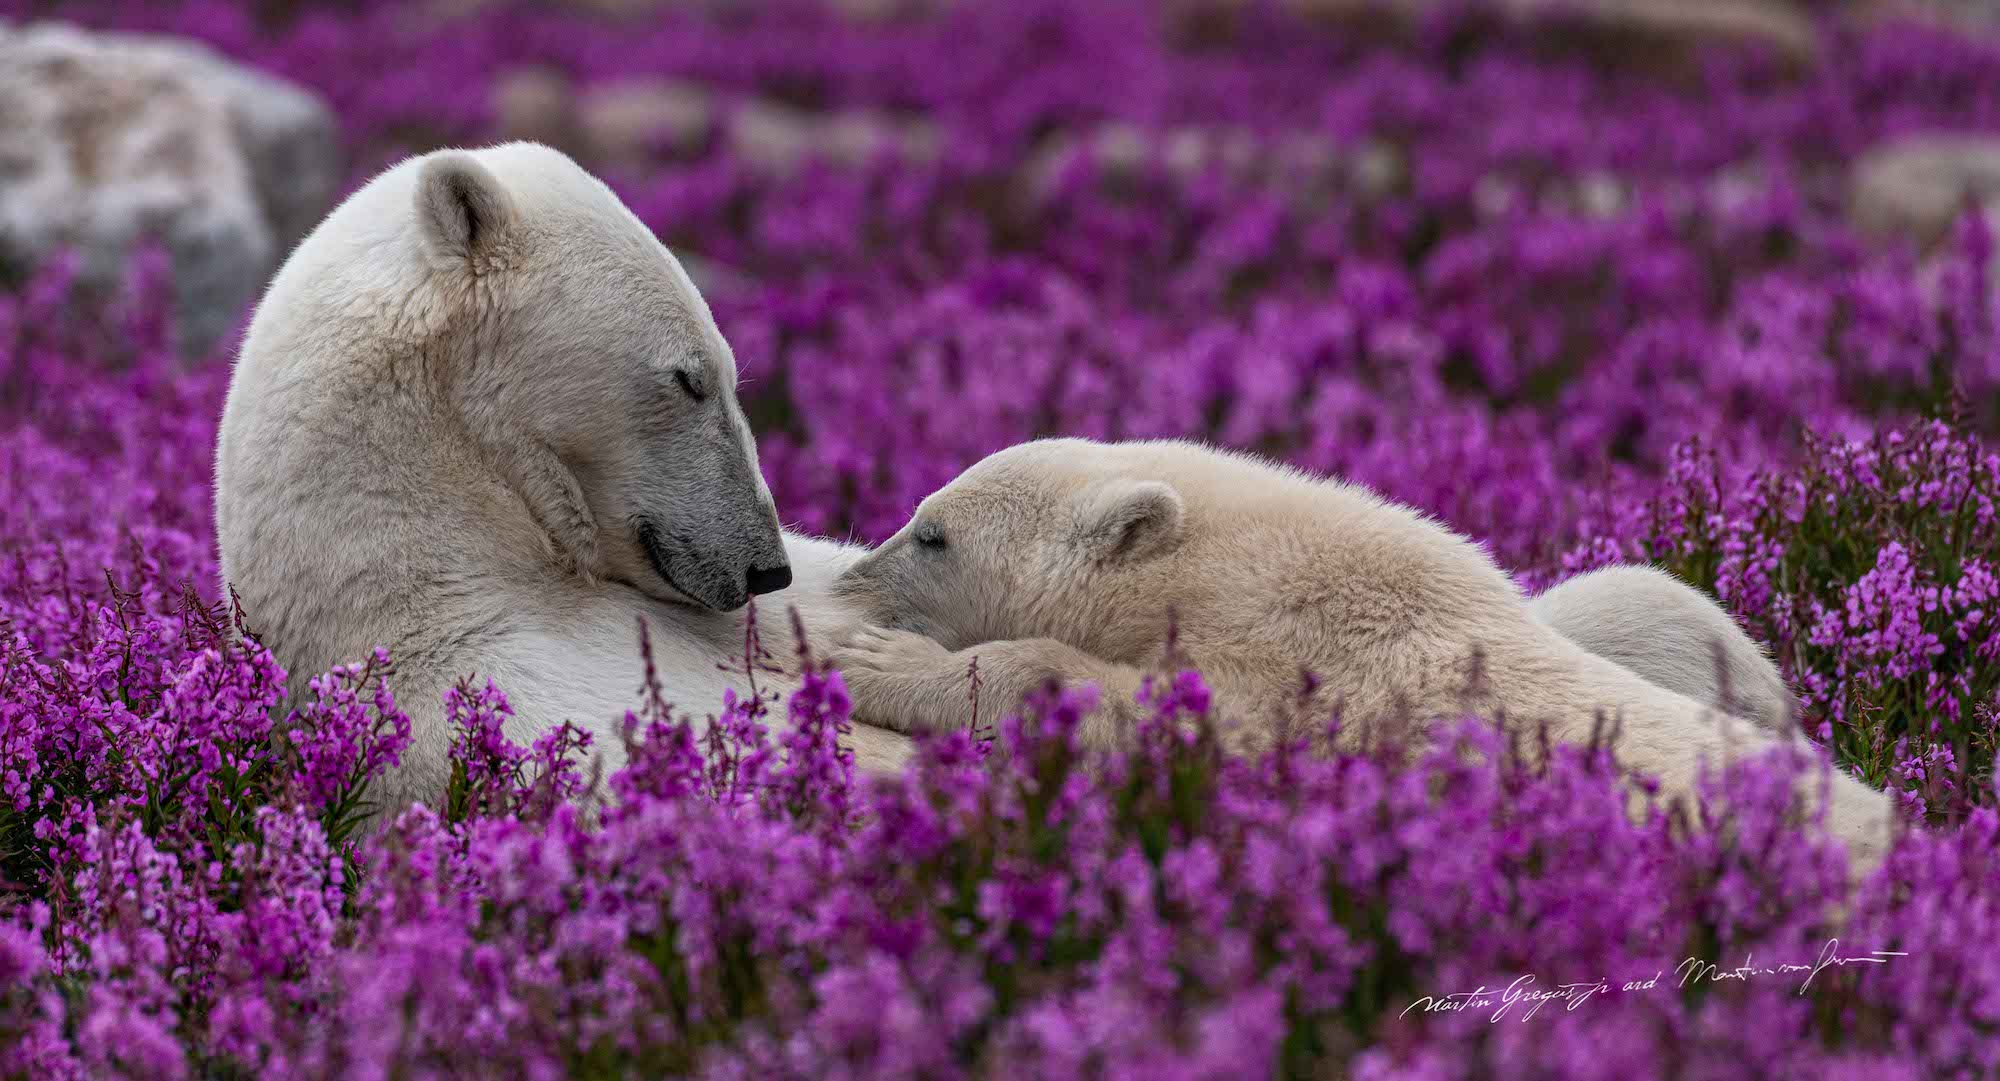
[746,564,792,595]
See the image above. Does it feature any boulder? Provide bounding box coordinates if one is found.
[492,70,933,175]
[440,0,946,22]
[1853,0,2000,32]
[578,77,716,166]
[1851,134,2000,249]
[137,35,343,251]
[729,98,940,174]
[493,67,585,157]
[1494,0,1819,69]
[0,22,341,357]
[1176,0,1819,72]
[1017,121,1405,210]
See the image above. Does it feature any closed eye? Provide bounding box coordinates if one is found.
[675,369,706,402]
[914,521,947,550]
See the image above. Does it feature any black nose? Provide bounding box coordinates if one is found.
[746,564,792,596]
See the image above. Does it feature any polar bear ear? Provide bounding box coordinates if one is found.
[1077,480,1184,564]
[415,152,517,267]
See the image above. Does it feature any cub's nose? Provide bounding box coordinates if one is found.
[746,564,793,596]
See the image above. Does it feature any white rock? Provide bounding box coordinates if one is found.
[578,77,715,166]
[1852,134,2000,250]
[132,33,342,250]
[730,98,938,174]
[0,22,340,357]
[1182,0,1819,71]
[1017,121,1403,209]
[493,67,583,156]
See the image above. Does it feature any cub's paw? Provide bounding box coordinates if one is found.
[829,623,951,676]
[828,625,958,733]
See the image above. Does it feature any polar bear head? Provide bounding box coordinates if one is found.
[221,142,792,615]
[835,438,1186,653]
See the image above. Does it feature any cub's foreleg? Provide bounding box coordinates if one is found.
[829,625,1175,749]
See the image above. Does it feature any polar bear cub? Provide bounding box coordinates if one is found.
[829,437,1895,867]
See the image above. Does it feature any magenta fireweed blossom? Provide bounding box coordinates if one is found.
[1560,420,2000,821]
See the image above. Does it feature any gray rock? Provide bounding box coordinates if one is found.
[1178,0,1819,72]
[1017,121,1405,211]
[493,66,584,158]
[1498,0,1819,68]
[1856,0,2000,31]
[579,77,715,166]
[491,70,933,176]
[0,22,340,357]
[729,98,939,175]
[1851,134,2000,249]
[442,0,946,21]
[143,36,343,252]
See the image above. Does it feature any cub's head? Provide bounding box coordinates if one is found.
[835,439,1186,653]
[245,143,792,612]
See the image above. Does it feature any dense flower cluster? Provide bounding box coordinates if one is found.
[4,0,2000,1075]
[1563,416,2000,820]
[4,612,1999,1079]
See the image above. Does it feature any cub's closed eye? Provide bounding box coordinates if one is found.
[675,369,706,401]
[914,522,947,550]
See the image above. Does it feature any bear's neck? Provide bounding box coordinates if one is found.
[1067,546,1221,667]
[321,384,566,611]
[1084,518,1303,669]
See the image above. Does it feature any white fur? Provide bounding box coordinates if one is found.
[830,438,1898,874]
[216,143,912,812]
[1530,564,1796,731]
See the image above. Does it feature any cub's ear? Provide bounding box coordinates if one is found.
[1077,479,1184,563]
[415,152,516,267]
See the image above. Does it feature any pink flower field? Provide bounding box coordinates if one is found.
[3,0,2000,1076]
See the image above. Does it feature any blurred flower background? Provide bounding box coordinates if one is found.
[4,0,2000,1076]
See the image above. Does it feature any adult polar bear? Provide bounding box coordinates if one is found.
[216,142,913,811]
[216,142,1791,814]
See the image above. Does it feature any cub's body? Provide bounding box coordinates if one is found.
[832,439,1895,869]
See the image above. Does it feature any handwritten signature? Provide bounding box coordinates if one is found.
[1400,940,1906,1023]
[1677,938,1907,994]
